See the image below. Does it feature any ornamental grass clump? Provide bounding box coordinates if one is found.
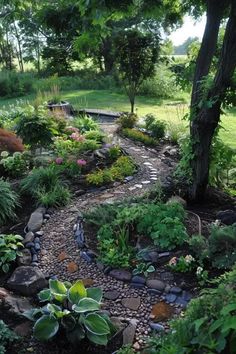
[0,179,19,226]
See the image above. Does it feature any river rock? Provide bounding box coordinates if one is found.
[27,207,46,232]
[216,210,236,225]
[7,266,47,296]
[17,249,32,266]
[104,290,120,301]
[122,297,141,311]
[22,231,34,245]
[109,269,132,282]
[146,279,165,291]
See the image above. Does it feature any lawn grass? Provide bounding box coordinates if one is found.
[0,89,235,148]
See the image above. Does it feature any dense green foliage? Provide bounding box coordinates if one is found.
[147,267,236,354]
[86,202,187,268]
[0,320,19,354]
[0,179,19,226]
[122,128,157,146]
[144,114,166,139]
[86,156,136,186]
[0,151,30,177]
[24,279,115,346]
[118,112,138,129]
[0,234,23,273]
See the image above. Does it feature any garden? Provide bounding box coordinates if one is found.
[0,1,236,354]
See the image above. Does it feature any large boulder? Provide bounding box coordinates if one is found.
[0,287,33,321]
[7,266,47,296]
[27,207,46,232]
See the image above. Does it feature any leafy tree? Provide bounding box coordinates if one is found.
[115,29,159,112]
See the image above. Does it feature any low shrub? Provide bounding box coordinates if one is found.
[21,166,60,196]
[73,114,99,133]
[208,224,236,269]
[0,70,34,98]
[93,202,187,268]
[118,112,138,129]
[147,267,236,354]
[144,114,166,139]
[166,120,187,144]
[86,156,136,186]
[0,128,24,153]
[107,145,122,161]
[139,65,177,99]
[24,279,116,346]
[84,130,105,143]
[15,105,63,150]
[0,151,31,177]
[188,234,209,263]
[0,234,23,273]
[35,184,71,208]
[122,128,157,146]
[0,320,19,354]
[0,179,19,226]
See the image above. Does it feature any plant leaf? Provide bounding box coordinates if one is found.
[33,315,59,341]
[49,279,67,302]
[83,313,110,335]
[38,289,52,302]
[68,280,87,305]
[87,331,108,345]
[73,298,100,313]
[86,287,103,302]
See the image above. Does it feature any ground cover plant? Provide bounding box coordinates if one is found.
[85,201,188,268]
[121,128,158,147]
[146,267,236,354]
[0,179,19,226]
[24,279,116,346]
[86,156,136,186]
[0,320,19,354]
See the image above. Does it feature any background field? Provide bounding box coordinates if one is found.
[0,89,235,148]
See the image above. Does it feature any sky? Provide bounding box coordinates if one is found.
[169,15,206,45]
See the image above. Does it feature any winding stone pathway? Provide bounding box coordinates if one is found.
[38,122,182,348]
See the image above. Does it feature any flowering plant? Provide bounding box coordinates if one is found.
[196,266,209,286]
[168,254,196,273]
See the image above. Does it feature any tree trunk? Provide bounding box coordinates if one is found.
[130,99,135,113]
[190,0,236,200]
[13,21,24,72]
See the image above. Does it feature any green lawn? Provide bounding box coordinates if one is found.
[0,89,235,148]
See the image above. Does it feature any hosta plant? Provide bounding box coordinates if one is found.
[24,279,116,346]
[0,234,23,273]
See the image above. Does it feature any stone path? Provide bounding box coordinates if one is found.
[38,123,181,349]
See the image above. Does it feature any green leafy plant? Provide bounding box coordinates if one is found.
[168,255,196,273]
[0,151,31,177]
[0,320,19,354]
[144,114,166,139]
[86,156,136,186]
[21,166,60,196]
[0,234,23,273]
[118,112,138,129]
[122,128,157,146]
[24,279,116,346]
[73,114,99,133]
[84,130,105,143]
[108,145,121,161]
[208,224,236,269]
[35,184,71,208]
[147,267,236,354]
[116,344,135,354]
[133,262,155,277]
[0,179,19,226]
[188,234,209,263]
[97,225,134,268]
[15,105,61,151]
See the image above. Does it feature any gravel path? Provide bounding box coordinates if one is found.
[38,123,180,350]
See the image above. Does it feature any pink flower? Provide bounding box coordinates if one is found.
[55,157,63,165]
[169,257,177,266]
[70,132,78,140]
[77,159,86,166]
[75,135,85,142]
[67,126,79,133]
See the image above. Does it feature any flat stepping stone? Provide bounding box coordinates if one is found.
[104,290,120,300]
[143,162,152,166]
[150,177,158,181]
[134,184,143,189]
[141,155,149,158]
[128,186,136,191]
[122,297,141,311]
[142,181,151,185]
[146,279,165,291]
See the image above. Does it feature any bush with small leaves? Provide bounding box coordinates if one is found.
[118,112,138,129]
[24,279,116,346]
[144,114,166,139]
